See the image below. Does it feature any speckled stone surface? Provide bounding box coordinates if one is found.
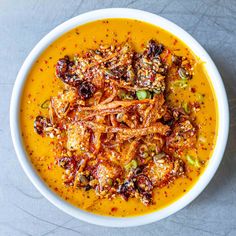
[0,0,236,235]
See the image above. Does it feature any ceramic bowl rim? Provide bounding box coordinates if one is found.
[10,8,229,227]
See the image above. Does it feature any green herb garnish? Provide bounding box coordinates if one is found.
[186,155,201,168]
[136,90,152,100]
[196,93,204,102]
[41,99,50,109]
[182,102,190,114]
[173,80,188,88]
[125,160,138,171]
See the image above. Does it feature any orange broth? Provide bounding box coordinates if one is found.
[20,19,217,217]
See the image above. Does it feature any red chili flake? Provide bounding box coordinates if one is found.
[164,191,168,197]
[111,207,118,212]
[58,122,64,129]
[173,39,178,45]
[44,60,48,64]
[150,74,155,82]
[191,87,196,93]
[48,163,53,170]
[40,68,43,72]
[61,47,66,51]
[184,63,192,70]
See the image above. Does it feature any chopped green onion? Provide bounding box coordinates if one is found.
[41,99,50,109]
[148,144,156,152]
[196,93,204,102]
[186,155,201,168]
[74,56,79,66]
[125,160,138,171]
[173,80,188,88]
[142,152,149,158]
[136,90,152,100]
[182,102,190,114]
[178,68,189,80]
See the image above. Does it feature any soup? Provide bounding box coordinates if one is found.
[20,19,217,217]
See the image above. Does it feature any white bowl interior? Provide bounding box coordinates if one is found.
[10,8,229,227]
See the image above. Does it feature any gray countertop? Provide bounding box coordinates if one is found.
[0,0,236,235]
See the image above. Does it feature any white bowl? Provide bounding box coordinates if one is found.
[10,8,229,227]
